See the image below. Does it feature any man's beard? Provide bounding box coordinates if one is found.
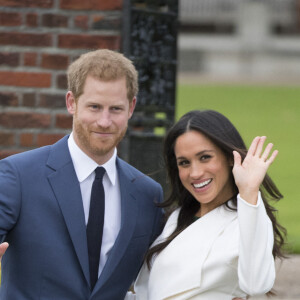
[73,118,127,158]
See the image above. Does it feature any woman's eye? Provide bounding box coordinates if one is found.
[178,160,189,166]
[200,155,211,161]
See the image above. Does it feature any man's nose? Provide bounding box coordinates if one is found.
[97,111,112,128]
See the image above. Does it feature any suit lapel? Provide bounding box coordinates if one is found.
[46,136,90,285]
[94,158,138,291]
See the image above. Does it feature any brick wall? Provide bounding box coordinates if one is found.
[0,0,122,159]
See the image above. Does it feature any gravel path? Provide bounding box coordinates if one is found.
[250,255,300,299]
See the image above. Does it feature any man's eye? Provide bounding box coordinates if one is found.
[111,107,122,111]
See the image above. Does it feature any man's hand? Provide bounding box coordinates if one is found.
[0,242,9,260]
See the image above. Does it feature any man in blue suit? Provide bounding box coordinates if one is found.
[0,49,164,299]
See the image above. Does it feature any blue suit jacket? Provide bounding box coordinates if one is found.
[0,136,164,300]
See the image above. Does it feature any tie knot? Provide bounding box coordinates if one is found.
[94,167,105,180]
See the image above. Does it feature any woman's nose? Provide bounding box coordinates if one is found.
[190,163,204,179]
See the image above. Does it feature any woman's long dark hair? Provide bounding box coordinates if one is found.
[146,110,286,269]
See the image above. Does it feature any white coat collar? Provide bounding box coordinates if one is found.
[135,203,237,300]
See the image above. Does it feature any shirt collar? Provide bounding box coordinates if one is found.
[68,133,117,185]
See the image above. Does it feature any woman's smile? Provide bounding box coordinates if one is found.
[192,178,213,190]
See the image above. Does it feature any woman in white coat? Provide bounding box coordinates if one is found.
[126,110,286,300]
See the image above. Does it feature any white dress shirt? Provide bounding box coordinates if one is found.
[68,133,121,277]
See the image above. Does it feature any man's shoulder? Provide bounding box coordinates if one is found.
[3,145,50,162]
[116,157,161,188]
[1,136,68,166]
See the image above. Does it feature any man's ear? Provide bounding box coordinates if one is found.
[66,91,76,115]
[128,96,137,118]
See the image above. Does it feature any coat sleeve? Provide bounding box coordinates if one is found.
[0,159,22,240]
[237,192,275,295]
[149,184,164,244]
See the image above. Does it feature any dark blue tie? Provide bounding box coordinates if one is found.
[87,167,105,290]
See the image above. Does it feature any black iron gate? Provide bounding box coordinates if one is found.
[120,0,179,193]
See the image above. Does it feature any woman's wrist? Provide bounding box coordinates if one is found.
[238,189,259,205]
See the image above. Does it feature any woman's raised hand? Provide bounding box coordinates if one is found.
[232,136,278,205]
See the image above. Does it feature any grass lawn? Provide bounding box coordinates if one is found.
[176,84,300,253]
